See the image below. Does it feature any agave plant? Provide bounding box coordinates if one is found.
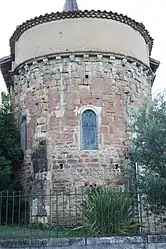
[81,187,138,236]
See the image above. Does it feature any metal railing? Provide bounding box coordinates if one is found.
[0,188,165,239]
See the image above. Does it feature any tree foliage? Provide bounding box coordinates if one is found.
[0,92,23,191]
[128,91,166,212]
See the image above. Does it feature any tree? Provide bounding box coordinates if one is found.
[0,92,23,191]
[127,91,166,213]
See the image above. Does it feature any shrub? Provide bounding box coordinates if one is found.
[81,187,138,236]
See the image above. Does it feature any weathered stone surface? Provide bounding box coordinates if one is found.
[2,236,166,249]
[12,53,154,217]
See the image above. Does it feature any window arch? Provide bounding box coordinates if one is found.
[20,117,27,150]
[81,109,98,150]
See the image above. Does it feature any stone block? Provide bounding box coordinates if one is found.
[37,117,46,125]
[147,243,166,249]
[65,110,76,119]
[148,235,166,243]
[100,126,109,134]
[86,237,116,245]
[87,163,99,167]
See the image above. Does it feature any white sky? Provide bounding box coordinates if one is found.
[0,0,165,92]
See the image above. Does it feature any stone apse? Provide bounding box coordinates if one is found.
[0,1,159,221]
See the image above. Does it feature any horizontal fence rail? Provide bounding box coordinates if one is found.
[0,188,165,239]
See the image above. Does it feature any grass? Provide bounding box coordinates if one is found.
[0,225,141,239]
[0,225,84,239]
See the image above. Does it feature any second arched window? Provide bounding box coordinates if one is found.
[81,109,98,150]
[20,117,27,150]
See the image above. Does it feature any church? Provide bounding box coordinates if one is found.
[0,0,159,197]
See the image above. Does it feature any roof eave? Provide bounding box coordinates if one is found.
[0,56,12,88]
[150,57,160,73]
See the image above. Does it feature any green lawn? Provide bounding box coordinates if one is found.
[0,225,83,239]
[0,225,140,239]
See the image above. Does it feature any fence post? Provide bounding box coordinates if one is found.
[5,190,8,226]
[0,192,2,225]
[56,191,59,237]
[12,191,15,226]
[135,162,143,234]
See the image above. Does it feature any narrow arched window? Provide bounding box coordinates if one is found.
[82,109,98,150]
[20,117,27,150]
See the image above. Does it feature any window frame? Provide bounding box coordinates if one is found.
[81,108,99,151]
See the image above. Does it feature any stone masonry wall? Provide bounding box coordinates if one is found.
[12,53,154,195]
[0,235,166,249]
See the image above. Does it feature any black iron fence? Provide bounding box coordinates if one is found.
[0,187,165,239]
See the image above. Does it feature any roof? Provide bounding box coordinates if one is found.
[63,0,79,12]
[0,56,12,89]
[149,57,160,73]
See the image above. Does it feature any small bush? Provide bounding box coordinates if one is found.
[81,187,138,236]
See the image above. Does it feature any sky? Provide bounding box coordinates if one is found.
[0,0,165,93]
